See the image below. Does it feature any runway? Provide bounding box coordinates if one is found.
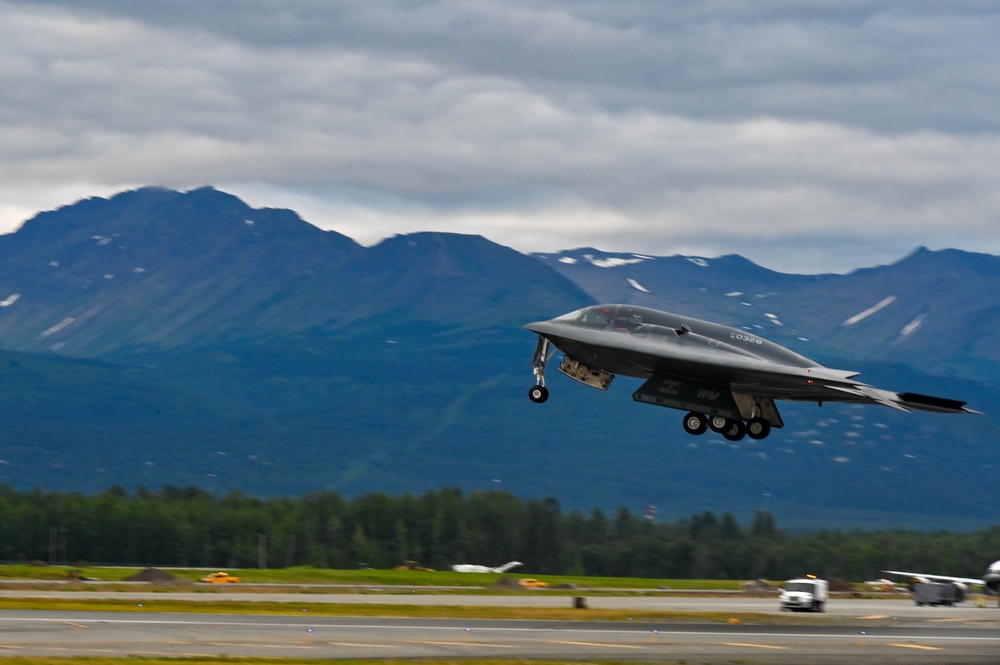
[0,594,998,663]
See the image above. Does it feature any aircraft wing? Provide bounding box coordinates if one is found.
[882,570,985,586]
[495,561,523,573]
[733,377,977,414]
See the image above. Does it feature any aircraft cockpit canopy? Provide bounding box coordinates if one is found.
[553,306,612,328]
[554,305,681,333]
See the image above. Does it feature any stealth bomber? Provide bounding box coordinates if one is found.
[526,304,975,440]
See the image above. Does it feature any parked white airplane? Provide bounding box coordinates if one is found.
[451,561,523,573]
[883,559,1000,606]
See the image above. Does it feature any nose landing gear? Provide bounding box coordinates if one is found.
[529,336,553,403]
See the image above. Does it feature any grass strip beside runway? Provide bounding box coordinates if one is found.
[0,565,744,591]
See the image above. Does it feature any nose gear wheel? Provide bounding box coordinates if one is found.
[528,385,549,403]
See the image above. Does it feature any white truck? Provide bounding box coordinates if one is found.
[780,576,828,612]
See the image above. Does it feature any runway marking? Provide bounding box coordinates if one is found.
[549,640,644,649]
[888,643,943,651]
[58,621,88,629]
[199,642,316,650]
[187,639,396,650]
[858,614,888,619]
[78,651,221,658]
[135,653,213,657]
[723,642,789,650]
[418,640,513,648]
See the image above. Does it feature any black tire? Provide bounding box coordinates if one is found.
[682,412,708,435]
[528,385,549,403]
[746,417,771,439]
[723,419,746,441]
[708,415,728,432]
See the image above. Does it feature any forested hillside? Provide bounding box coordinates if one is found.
[3,485,996,581]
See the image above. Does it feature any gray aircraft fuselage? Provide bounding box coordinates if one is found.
[529,304,815,381]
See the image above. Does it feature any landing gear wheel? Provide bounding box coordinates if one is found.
[722,419,746,441]
[708,415,728,433]
[746,417,771,440]
[682,412,708,435]
[528,385,549,403]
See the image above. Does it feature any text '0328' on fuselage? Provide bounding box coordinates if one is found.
[525,304,976,441]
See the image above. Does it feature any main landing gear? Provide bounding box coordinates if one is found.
[682,412,772,441]
[527,336,773,440]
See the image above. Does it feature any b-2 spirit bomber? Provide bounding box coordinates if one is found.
[526,304,975,440]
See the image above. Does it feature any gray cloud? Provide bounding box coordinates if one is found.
[2,0,999,273]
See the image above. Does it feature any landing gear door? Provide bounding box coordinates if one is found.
[733,393,784,429]
[632,375,742,421]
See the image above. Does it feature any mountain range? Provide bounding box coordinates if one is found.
[0,187,996,529]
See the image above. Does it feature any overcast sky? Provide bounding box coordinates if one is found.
[2,1,999,273]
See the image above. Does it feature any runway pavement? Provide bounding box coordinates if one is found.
[0,609,998,663]
[0,592,998,663]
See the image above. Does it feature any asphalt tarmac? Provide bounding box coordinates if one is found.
[0,592,997,663]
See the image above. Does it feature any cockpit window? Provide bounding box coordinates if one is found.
[612,309,643,330]
[554,307,611,327]
[576,309,611,327]
[579,311,610,326]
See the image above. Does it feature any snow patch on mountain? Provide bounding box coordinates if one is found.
[583,253,647,268]
[40,317,75,337]
[899,314,926,337]
[627,278,650,293]
[843,296,897,326]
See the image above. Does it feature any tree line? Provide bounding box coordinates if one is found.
[1,484,997,581]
